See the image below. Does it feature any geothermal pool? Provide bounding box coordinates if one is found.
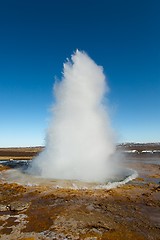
[0,160,137,190]
[0,156,159,240]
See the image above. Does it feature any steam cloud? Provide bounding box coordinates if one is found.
[30,50,116,182]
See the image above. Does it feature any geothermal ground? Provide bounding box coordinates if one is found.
[0,144,160,240]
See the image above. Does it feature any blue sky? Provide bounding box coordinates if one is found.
[0,0,159,147]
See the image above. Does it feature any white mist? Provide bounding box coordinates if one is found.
[30,50,116,182]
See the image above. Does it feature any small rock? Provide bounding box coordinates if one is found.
[0,204,7,211]
[86,204,95,211]
[7,201,31,212]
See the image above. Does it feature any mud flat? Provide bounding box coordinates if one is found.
[0,146,160,239]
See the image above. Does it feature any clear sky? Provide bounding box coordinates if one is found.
[0,0,160,147]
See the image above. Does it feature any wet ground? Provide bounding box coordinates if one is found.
[0,155,160,240]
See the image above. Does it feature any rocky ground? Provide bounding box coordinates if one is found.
[0,146,160,240]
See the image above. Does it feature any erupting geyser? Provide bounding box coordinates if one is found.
[30,50,117,182]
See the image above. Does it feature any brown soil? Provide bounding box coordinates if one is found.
[0,147,43,160]
[0,149,160,240]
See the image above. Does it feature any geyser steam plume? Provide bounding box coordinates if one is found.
[30,50,116,182]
